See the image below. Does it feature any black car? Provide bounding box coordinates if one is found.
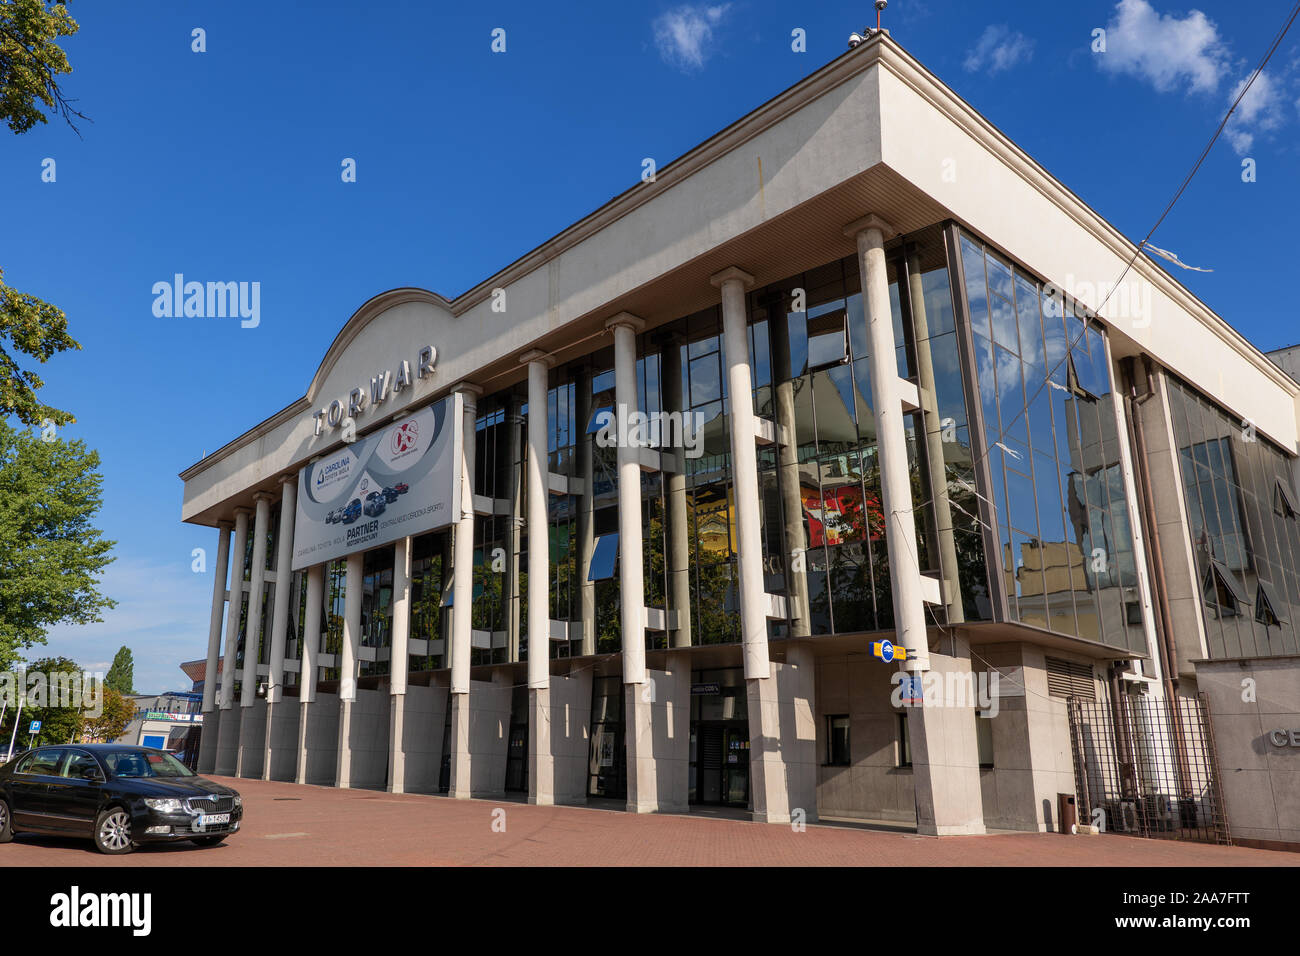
[0,744,242,855]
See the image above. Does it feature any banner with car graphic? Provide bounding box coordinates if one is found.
[291,395,461,569]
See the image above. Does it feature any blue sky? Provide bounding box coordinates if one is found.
[2,0,1297,692]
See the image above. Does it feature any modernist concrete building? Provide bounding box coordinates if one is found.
[181,34,1300,844]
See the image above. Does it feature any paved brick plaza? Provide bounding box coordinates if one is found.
[4,776,1296,866]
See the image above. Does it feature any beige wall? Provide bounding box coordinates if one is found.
[815,653,916,823]
[1197,656,1300,848]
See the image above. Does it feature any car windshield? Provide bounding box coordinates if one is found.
[102,750,195,779]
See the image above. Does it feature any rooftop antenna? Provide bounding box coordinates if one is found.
[848,1,890,49]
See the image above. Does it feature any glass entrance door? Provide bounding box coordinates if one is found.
[692,721,749,807]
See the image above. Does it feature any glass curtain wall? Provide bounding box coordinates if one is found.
[321,558,346,682]
[1167,376,1300,657]
[472,393,519,666]
[358,547,394,678]
[409,530,449,671]
[956,229,1145,653]
[586,356,624,652]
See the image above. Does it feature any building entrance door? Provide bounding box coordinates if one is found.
[693,721,749,807]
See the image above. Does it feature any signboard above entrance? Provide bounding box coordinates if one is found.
[291,395,461,570]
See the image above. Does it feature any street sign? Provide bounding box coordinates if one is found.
[28,720,41,734]
[871,640,908,663]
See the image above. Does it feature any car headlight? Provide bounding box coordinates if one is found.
[232,794,242,808]
[144,798,184,813]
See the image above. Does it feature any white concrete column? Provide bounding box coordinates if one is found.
[202,521,232,714]
[847,214,984,835]
[521,352,553,691]
[387,535,412,792]
[266,478,297,704]
[295,562,323,785]
[450,383,480,696]
[335,550,363,788]
[300,564,323,705]
[521,351,555,806]
[448,382,480,799]
[390,537,412,696]
[605,313,647,685]
[710,267,768,679]
[847,216,930,671]
[219,508,251,709]
[241,492,273,707]
[340,552,363,700]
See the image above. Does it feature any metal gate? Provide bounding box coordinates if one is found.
[1066,692,1231,845]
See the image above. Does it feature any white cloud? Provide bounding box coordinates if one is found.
[35,557,212,695]
[1097,1,1293,154]
[1225,70,1285,155]
[963,25,1036,74]
[653,4,731,73]
[1097,0,1229,93]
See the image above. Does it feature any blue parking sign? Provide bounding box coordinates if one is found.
[29,720,41,734]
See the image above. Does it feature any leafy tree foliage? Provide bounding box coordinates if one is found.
[0,419,115,669]
[80,684,134,743]
[0,0,86,134]
[0,268,80,427]
[105,645,134,695]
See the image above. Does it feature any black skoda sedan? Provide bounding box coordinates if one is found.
[0,744,242,854]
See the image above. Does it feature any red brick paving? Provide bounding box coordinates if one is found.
[3,775,1296,866]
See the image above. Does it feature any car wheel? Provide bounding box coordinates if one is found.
[94,807,135,855]
[0,798,12,843]
[191,834,226,848]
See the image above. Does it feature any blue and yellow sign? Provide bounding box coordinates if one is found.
[871,640,908,663]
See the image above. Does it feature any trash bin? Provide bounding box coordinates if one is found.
[1058,793,1077,834]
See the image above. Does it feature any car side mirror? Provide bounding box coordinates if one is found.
[82,767,103,782]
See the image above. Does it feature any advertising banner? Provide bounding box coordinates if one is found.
[291,395,461,570]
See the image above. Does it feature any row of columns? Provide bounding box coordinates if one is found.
[197,214,981,831]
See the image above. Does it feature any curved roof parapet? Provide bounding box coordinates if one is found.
[305,287,453,405]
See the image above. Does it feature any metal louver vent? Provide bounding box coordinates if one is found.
[1046,657,1095,700]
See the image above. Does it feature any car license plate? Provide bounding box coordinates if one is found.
[196,812,230,828]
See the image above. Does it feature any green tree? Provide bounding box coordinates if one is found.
[0,419,116,670]
[0,268,80,427]
[0,0,85,134]
[17,655,84,744]
[80,684,134,743]
[0,1,85,427]
[105,645,134,695]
